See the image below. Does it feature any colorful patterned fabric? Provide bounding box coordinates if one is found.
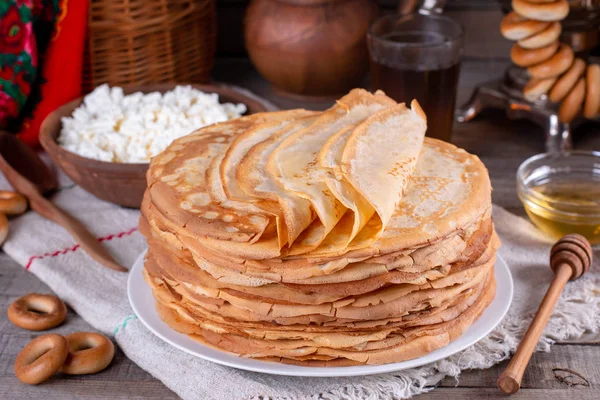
[0,0,87,147]
[0,1,59,129]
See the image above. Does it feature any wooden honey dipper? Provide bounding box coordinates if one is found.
[500,1,600,122]
[497,234,593,394]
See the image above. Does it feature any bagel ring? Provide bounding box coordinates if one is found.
[511,41,559,67]
[0,191,27,215]
[583,64,600,119]
[8,293,67,331]
[559,78,586,123]
[500,11,550,41]
[0,212,8,245]
[528,44,574,79]
[548,58,586,103]
[60,332,115,375]
[518,21,561,49]
[523,76,557,101]
[14,334,68,384]
[512,0,570,22]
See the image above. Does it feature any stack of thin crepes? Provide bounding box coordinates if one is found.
[139,89,499,366]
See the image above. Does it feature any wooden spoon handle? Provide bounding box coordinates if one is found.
[0,151,126,272]
[497,263,572,394]
[28,192,127,272]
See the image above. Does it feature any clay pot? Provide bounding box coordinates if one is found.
[244,0,378,97]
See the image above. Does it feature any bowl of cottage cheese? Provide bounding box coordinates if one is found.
[40,83,274,208]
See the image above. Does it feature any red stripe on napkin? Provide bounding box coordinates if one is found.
[25,227,138,270]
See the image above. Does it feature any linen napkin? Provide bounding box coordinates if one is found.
[3,169,600,400]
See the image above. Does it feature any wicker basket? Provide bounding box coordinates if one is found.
[83,0,216,92]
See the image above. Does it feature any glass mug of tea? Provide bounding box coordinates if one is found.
[368,13,464,142]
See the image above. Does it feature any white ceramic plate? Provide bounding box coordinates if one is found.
[128,251,513,377]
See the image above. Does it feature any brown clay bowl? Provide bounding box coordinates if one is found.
[40,83,273,208]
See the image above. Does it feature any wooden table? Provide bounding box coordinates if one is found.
[1,58,600,400]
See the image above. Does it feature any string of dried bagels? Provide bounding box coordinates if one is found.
[501,0,600,122]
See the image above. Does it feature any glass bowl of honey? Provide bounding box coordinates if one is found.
[517,151,600,245]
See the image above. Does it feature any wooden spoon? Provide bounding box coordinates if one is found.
[0,132,127,272]
[497,234,592,394]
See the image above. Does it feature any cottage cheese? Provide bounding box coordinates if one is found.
[58,85,247,163]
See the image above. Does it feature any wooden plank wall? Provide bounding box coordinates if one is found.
[215,0,512,60]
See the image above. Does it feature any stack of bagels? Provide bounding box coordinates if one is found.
[140,89,499,366]
[501,0,600,122]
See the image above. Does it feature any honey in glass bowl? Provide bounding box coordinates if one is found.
[517,151,600,245]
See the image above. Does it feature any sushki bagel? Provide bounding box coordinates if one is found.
[518,21,561,49]
[558,78,586,123]
[0,191,28,246]
[60,332,115,375]
[8,293,67,331]
[583,65,600,119]
[527,44,574,79]
[523,76,557,101]
[0,213,7,245]
[0,191,27,216]
[14,334,68,385]
[510,41,559,67]
[512,0,570,22]
[548,58,586,103]
[500,11,550,40]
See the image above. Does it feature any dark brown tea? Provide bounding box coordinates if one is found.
[371,62,460,142]
[369,30,462,142]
